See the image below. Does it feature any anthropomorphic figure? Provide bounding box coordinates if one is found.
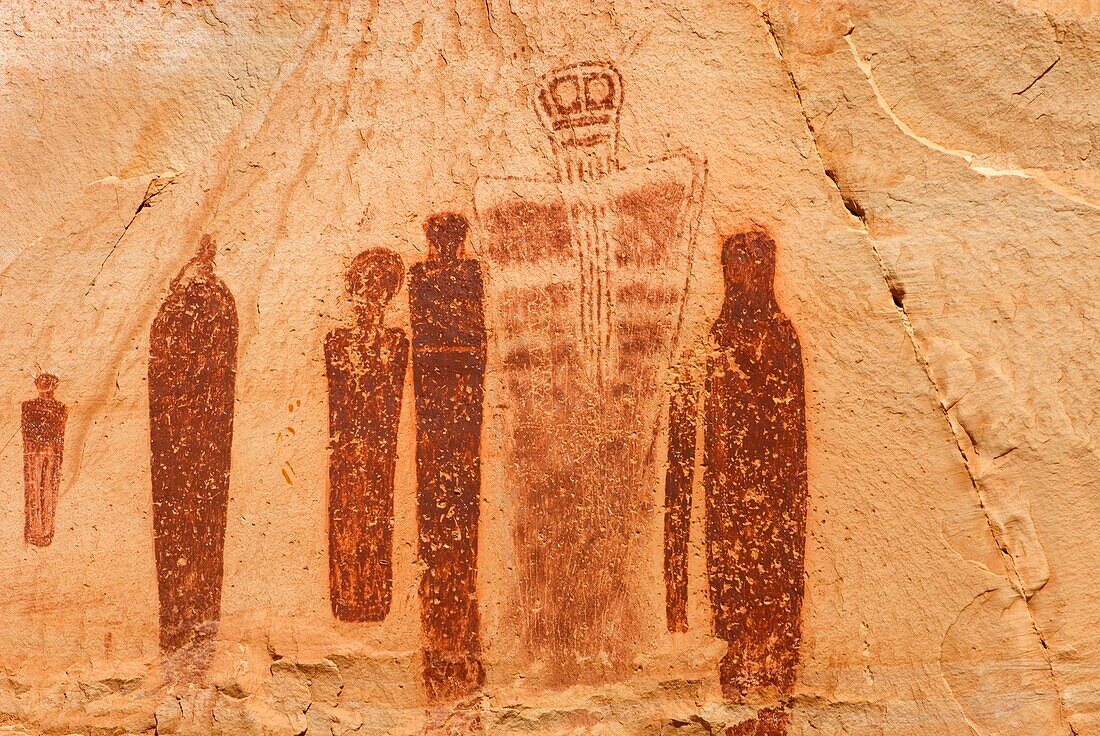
[326,248,409,622]
[664,229,808,735]
[22,373,66,547]
[409,213,487,702]
[149,234,238,662]
[474,60,704,686]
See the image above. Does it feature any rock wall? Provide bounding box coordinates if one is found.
[0,1,1096,734]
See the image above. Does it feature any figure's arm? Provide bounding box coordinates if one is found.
[55,404,67,463]
[390,332,411,408]
[323,333,343,448]
[664,348,705,632]
[777,325,809,511]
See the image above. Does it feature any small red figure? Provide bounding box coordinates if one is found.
[22,373,66,547]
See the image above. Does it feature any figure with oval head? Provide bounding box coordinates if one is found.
[664,229,808,735]
[149,234,238,665]
[22,373,67,547]
[326,248,409,622]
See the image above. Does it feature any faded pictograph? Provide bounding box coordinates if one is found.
[409,213,487,703]
[149,234,239,667]
[21,373,66,547]
[326,248,409,622]
[664,230,808,736]
[474,61,705,684]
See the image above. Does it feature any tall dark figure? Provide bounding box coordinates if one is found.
[409,213,487,702]
[149,234,238,659]
[326,248,409,622]
[22,373,66,547]
[664,229,808,736]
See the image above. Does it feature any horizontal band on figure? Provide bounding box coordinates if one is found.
[413,345,485,354]
[560,133,613,148]
[552,114,612,131]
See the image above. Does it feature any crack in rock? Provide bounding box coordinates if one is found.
[756,8,1080,733]
[85,173,179,297]
[843,32,1098,211]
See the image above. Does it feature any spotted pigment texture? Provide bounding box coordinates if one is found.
[21,375,66,548]
[409,213,488,703]
[666,229,808,736]
[325,249,408,623]
[148,239,238,660]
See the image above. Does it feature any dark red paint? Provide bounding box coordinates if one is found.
[664,230,808,733]
[326,248,408,622]
[663,376,696,633]
[409,213,487,702]
[726,707,789,736]
[22,373,66,547]
[149,235,238,657]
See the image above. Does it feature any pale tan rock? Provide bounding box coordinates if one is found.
[1,1,1096,734]
[0,0,325,265]
[765,0,1100,731]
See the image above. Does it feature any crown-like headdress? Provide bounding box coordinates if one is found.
[533,62,623,152]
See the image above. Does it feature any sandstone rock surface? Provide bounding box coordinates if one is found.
[0,1,1096,734]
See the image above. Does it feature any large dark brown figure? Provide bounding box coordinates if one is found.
[326,248,409,622]
[149,234,238,657]
[664,230,808,735]
[409,213,487,702]
[22,374,66,547]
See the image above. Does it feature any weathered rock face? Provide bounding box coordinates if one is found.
[0,0,323,266]
[0,1,1096,734]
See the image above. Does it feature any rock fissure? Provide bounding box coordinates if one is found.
[1014,55,1061,95]
[84,174,178,298]
[843,32,1098,211]
[858,205,1077,736]
[759,10,1079,734]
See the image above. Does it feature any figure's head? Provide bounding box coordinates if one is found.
[423,213,469,262]
[34,373,59,396]
[346,248,404,309]
[721,229,777,298]
[533,62,623,157]
[198,233,216,261]
[194,234,216,275]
